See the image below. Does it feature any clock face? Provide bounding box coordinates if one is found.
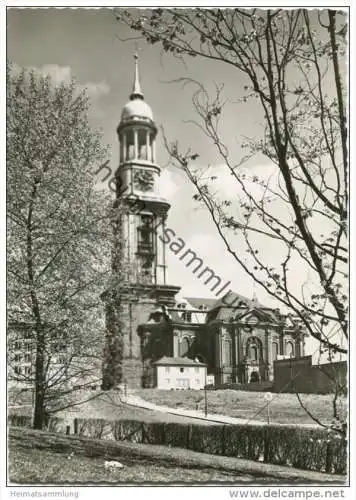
[133,169,154,192]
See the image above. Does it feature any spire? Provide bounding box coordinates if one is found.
[130,52,144,101]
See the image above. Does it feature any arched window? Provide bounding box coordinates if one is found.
[137,215,154,255]
[285,341,294,357]
[119,138,125,163]
[246,336,263,363]
[126,131,134,160]
[272,342,279,361]
[250,345,258,361]
[180,337,189,357]
[138,130,148,160]
[250,371,260,383]
[223,338,232,366]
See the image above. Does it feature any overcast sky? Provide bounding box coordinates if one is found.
[8,8,263,295]
[7,8,348,359]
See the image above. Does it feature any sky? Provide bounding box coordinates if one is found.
[7,8,263,296]
[6,7,349,358]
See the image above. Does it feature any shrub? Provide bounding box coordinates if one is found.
[224,424,265,462]
[47,417,66,434]
[112,419,143,443]
[164,422,191,448]
[328,436,347,474]
[142,422,165,445]
[76,418,106,439]
[101,421,115,441]
[7,414,32,428]
[263,425,347,474]
[189,424,224,455]
[56,416,347,475]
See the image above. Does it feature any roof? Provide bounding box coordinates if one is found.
[121,99,153,121]
[212,291,262,310]
[206,291,281,323]
[139,292,289,330]
[183,297,217,310]
[137,312,205,330]
[178,292,265,312]
[152,356,207,367]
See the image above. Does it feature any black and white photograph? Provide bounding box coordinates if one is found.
[2,1,353,497]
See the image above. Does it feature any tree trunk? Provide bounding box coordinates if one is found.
[27,179,48,430]
[33,330,46,429]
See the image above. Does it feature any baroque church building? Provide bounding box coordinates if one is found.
[101,56,307,390]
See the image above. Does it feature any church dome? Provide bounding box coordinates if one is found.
[119,53,155,125]
[121,99,153,121]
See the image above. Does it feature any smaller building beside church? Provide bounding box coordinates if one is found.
[153,356,207,390]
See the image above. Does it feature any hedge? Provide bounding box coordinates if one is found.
[164,422,190,449]
[142,422,166,445]
[225,424,265,462]
[11,413,347,474]
[76,418,107,439]
[7,414,65,433]
[47,417,66,434]
[70,418,346,474]
[189,424,224,455]
[111,419,143,443]
[7,414,32,428]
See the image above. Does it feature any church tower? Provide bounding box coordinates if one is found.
[102,54,180,389]
[116,53,170,286]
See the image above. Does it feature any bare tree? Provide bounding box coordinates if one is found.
[7,64,113,429]
[116,8,348,356]
[115,8,348,429]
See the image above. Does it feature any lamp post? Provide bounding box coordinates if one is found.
[31,385,35,427]
[198,354,208,418]
[204,368,208,417]
[264,392,272,425]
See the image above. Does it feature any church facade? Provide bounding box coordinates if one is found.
[102,56,307,390]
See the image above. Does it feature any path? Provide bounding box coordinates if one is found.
[59,392,218,426]
[122,392,323,428]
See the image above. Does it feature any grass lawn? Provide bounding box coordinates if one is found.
[7,429,275,484]
[9,443,249,483]
[134,389,347,426]
[8,428,345,484]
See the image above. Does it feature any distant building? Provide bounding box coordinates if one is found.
[8,320,101,391]
[8,322,34,387]
[153,356,207,390]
